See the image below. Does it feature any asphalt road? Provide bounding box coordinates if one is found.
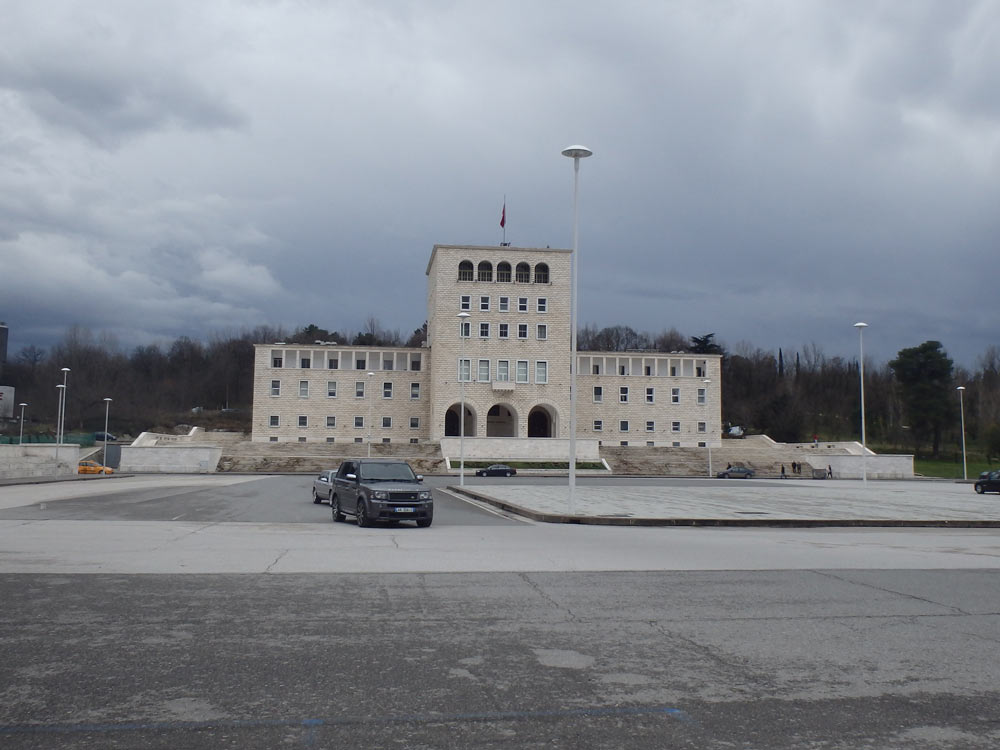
[1,476,998,749]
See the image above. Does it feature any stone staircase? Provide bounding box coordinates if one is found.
[215,438,446,476]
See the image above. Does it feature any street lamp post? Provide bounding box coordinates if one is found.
[957,386,967,481]
[55,367,70,463]
[18,403,27,445]
[457,312,471,486]
[103,398,113,464]
[367,371,374,457]
[562,144,593,514]
[854,322,868,485]
[703,379,712,477]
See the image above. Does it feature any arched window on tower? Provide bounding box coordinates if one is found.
[497,262,512,282]
[458,260,474,281]
[477,261,493,282]
[515,262,531,283]
[534,263,549,284]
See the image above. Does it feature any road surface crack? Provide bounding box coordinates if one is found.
[265,549,289,573]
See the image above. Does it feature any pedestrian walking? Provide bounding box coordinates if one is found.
[827,465,833,479]
[781,465,787,479]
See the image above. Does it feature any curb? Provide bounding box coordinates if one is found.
[450,486,1000,528]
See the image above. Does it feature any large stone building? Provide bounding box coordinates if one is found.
[252,244,721,451]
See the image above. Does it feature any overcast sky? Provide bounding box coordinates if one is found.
[2,0,997,368]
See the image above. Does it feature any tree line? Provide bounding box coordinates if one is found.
[3,322,999,460]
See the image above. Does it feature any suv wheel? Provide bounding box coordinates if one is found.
[357,499,371,528]
[332,495,345,522]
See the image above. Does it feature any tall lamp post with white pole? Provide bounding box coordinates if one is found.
[561,144,593,515]
[854,323,868,485]
[957,386,967,481]
[18,403,28,445]
[367,371,374,458]
[103,398,113,464]
[55,367,70,463]
[457,312,471,486]
[703,379,712,477]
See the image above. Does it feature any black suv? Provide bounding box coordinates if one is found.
[331,459,433,527]
[974,470,1000,494]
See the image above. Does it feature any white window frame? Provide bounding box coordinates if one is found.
[518,297,528,312]
[535,360,548,384]
[646,387,654,403]
[354,416,364,428]
[497,360,510,382]
[410,382,420,399]
[327,381,337,398]
[671,421,681,432]
[383,382,392,399]
[410,417,420,429]
[460,295,471,311]
[499,296,509,312]
[619,386,629,403]
[327,358,338,370]
[299,380,309,398]
[382,416,392,428]
[515,360,529,383]
[671,388,680,404]
[460,321,471,338]
[479,322,490,338]
[646,420,655,432]
[499,323,509,339]
[458,358,471,382]
[619,420,629,432]
[697,388,707,405]
[298,415,308,428]
[593,420,603,431]
[270,380,280,397]
[536,324,547,340]
[480,295,490,312]
[593,386,603,403]
[478,359,490,382]
[355,381,365,398]
[300,357,311,369]
[698,421,707,433]
[326,416,336,428]
[517,323,528,339]
[537,297,547,313]
[269,415,279,427]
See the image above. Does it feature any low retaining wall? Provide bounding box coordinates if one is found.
[0,444,81,479]
[438,437,601,461]
[120,446,222,474]
[823,453,914,480]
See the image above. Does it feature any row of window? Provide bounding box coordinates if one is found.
[460,320,548,341]
[459,260,549,284]
[271,355,422,371]
[270,415,421,429]
[593,386,707,404]
[269,436,421,444]
[458,358,547,384]
[594,420,708,433]
[461,295,546,313]
[270,381,422,399]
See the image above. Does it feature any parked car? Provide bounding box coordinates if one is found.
[78,460,113,475]
[331,459,433,527]
[312,468,339,504]
[94,431,117,442]
[974,470,1000,494]
[475,464,517,477]
[717,465,755,479]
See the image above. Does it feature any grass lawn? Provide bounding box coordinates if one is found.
[914,457,995,479]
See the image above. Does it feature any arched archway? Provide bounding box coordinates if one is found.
[477,261,493,282]
[486,403,518,437]
[527,405,556,437]
[444,403,476,437]
[534,262,549,283]
[458,260,474,281]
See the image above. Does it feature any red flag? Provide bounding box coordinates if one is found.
[500,202,506,228]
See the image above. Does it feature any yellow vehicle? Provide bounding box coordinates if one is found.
[78,460,113,475]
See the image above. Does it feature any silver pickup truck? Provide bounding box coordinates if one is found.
[331,459,433,528]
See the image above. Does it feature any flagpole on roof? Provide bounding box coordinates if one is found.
[500,196,506,245]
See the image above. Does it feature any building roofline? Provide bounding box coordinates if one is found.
[426,244,571,276]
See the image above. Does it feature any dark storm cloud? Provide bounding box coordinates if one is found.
[1,0,997,368]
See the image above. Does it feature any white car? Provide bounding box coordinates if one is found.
[311,468,339,504]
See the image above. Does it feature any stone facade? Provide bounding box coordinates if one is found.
[251,244,722,447]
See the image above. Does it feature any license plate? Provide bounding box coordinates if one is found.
[394,507,414,513]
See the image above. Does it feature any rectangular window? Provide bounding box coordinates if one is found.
[270,380,280,396]
[644,365,651,376]
[410,417,420,429]
[593,386,603,402]
[269,415,279,427]
[410,382,420,399]
[458,358,471,382]
[326,437,335,443]
[497,360,509,382]
[383,359,393,370]
[620,420,629,432]
[410,355,421,371]
[480,296,490,311]
[619,386,629,403]
[697,388,707,404]
[479,322,490,338]
[299,437,307,443]
[516,360,529,383]
[409,438,419,444]
[535,361,548,384]
[518,297,528,312]
[536,324,547,340]
[382,416,392,428]
[272,357,283,368]
[537,297,547,313]
[594,420,603,431]
[327,381,337,398]
[298,415,308,427]
[478,359,490,382]
[460,321,471,338]
[328,358,338,369]
[383,382,392,398]
[269,436,278,442]
[460,295,471,311]
[354,416,364,428]
[326,416,336,428]
[696,365,705,378]
[671,421,681,432]
[646,387,654,403]
[499,296,509,312]
[299,381,309,397]
[300,357,311,369]
[356,381,365,398]
[382,438,391,444]
[646,421,655,432]
[354,437,363,443]
[518,324,528,339]
[499,323,509,339]
[698,421,707,433]
[356,359,366,370]
[671,388,680,404]
[670,365,677,376]
[620,365,628,375]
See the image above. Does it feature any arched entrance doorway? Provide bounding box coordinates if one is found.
[444,404,476,437]
[486,404,518,437]
[527,405,555,438]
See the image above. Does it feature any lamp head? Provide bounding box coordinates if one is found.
[956,386,965,391]
[457,312,471,319]
[561,145,593,159]
[853,322,868,329]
